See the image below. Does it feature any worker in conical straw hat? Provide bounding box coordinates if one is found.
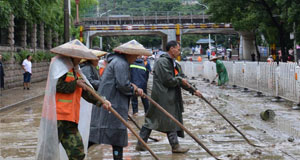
[210,56,229,86]
[35,39,111,160]
[135,40,202,154]
[80,50,107,90]
[89,40,151,159]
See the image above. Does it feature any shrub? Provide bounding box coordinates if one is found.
[1,52,12,62]
[13,50,55,64]
[32,51,55,62]
[14,50,31,64]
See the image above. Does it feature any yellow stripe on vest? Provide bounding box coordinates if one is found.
[67,72,74,78]
[58,99,73,103]
[130,64,146,71]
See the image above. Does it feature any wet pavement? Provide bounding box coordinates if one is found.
[0,81,46,111]
[1,76,300,160]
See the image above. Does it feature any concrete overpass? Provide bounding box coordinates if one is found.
[79,13,256,60]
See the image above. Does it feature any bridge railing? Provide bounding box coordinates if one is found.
[180,61,300,103]
[81,10,210,24]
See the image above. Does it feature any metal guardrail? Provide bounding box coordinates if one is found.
[178,61,300,103]
[81,10,208,18]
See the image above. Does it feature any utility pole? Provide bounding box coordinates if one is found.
[293,22,297,64]
[64,0,70,43]
[75,0,80,24]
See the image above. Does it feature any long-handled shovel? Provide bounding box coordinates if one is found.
[208,75,218,86]
[144,94,221,160]
[189,85,262,147]
[128,115,159,142]
[84,85,159,160]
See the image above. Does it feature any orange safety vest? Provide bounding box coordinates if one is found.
[99,67,105,76]
[56,70,82,123]
[174,68,179,76]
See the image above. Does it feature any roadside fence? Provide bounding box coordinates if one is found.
[179,61,300,103]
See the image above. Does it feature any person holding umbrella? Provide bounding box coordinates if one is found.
[88,40,151,160]
[35,39,111,160]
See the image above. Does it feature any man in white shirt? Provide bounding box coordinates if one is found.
[22,55,32,90]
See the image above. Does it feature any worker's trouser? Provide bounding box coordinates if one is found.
[138,126,179,147]
[131,86,149,114]
[58,120,85,160]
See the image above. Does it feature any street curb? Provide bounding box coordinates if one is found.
[0,93,44,112]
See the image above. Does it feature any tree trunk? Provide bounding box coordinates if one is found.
[8,14,15,52]
[278,25,288,62]
[54,32,59,47]
[39,22,44,50]
[254,30,260,61]
[21,21,27,48]
[60,35,64,45]
[47,28,52,49]
[31,23,37,51]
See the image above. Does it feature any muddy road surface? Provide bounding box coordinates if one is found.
[1,76,300,160]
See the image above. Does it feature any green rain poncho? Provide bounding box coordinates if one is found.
[216,59,229,85]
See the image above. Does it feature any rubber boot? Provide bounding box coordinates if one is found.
[112,145,123,160]
[167,131,189,153]
[135,126,152,151]
[171,144,189,153]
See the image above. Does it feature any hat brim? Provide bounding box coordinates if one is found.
[80,50,107,63]
[210,57,220,61]
[113,47,152,56]
[90,50,107,57]
[50,39,98,60]
[51,48,97,60]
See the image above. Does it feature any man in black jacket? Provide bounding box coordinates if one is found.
[130,57,150,115]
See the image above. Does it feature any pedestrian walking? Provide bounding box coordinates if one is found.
[206,48,211,60]
[130,56,150,115]
[88,40,151,160]
[80,50,107,90]
[22,55,32,90]
[0,54,4,95]
[210,56,229,86]
[35,39,111,160]
[135,41,202,154]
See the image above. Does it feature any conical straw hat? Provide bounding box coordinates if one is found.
[90,49,107,57]
[210,56,220,61]
[113,40,152,56]
[80,50,107,63]
[50,39,98,60]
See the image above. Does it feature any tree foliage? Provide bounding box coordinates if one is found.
[204,0,300,61]
[0,0,99,43]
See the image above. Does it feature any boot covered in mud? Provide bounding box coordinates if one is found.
[171,144,189,153]
[135,126,152,151]
[135,141,147,151]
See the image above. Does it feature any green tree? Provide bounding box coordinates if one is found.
[0,1,12,27]
[204,0,300,62]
